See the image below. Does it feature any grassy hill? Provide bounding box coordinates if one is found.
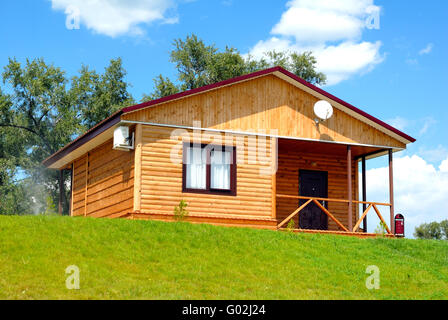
[0,215,447,300]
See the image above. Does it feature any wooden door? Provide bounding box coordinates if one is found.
[299,170,328,230]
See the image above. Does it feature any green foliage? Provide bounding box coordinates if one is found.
[208,47,248,84]
[143,34,326,100]
[0,178,27,215]
[70,58,134,129]
[1,216,448,299]
[374,221,388,236]
[414,220,447,240]
[173,200,189,221]
[170,34,217,91]
[0,57,133,215]
[247,50,327,85]
[286,219,296,233]
[288,51,327,85]
[42,195,57,216]
[0,124,26,215]
[440,220,448,239]
[141,74,179,102]
[1,57,74,156]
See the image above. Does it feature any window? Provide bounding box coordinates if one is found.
[185,146,207,190]
[182,143,236,196]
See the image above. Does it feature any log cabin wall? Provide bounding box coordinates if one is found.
[276,150,358,231]
[71,155,87,217]
[137,124,276,221]
[122,74,405,149]
[70,138,134,218]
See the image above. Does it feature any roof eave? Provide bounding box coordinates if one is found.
[42,110,122,168]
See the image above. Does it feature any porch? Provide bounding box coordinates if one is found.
[273,138,397,237]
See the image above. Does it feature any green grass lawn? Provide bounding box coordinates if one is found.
[0,215,447,299]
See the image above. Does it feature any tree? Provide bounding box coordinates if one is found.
[207,47,248,85]
[0,57,134,215]
[439,220,448,239]
[289,51,327,85]
[143,34,326,101]
[70,58,134,129]
[141,75,179,102]
[414,221,444,240]
[0,120,30,215]
[0,58,79,214]
[170,34,217,91]
[0,58,78,205]
[246,50,327,85]
[1,58,75,155]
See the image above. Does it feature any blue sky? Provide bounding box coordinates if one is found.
[1,0,447,236]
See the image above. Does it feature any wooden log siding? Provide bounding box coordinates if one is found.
[276,150,358,231]
[70,139,134,218]
[122,75,405,149]
[138,125,275,219]
[72,156,87,216]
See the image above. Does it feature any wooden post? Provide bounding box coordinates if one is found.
[347,146,353,231]
[362,156,367,232]
[58,170,63,215]
[389,149,395,234]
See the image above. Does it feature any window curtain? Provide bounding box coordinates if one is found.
[211,150,231,190]
[186,146,206,189]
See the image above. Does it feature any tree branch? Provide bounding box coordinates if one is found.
[0,123,37,135]
[0,123,55,155]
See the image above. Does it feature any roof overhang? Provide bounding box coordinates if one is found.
[42,111,122,169]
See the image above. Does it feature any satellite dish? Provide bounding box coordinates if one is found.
[313,100,333,121]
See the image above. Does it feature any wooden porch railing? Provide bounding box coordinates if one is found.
[276,194,393,235]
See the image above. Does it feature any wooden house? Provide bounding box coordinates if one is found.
[43,67,415,237]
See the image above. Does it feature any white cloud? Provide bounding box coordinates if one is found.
[271,6,363,44]
[249,37,295,58]
[314,41,383,85]
[405,43,434,66]
[248,0,383,85]
[418,117,436,135]
[385,116,409,132]
[419,43,434,55]
[440,159,448,172]
[51,0,177,37]
[418,145,448,164]
[365,154,448,238]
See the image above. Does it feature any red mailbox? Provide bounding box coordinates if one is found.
[394,214,405,237]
